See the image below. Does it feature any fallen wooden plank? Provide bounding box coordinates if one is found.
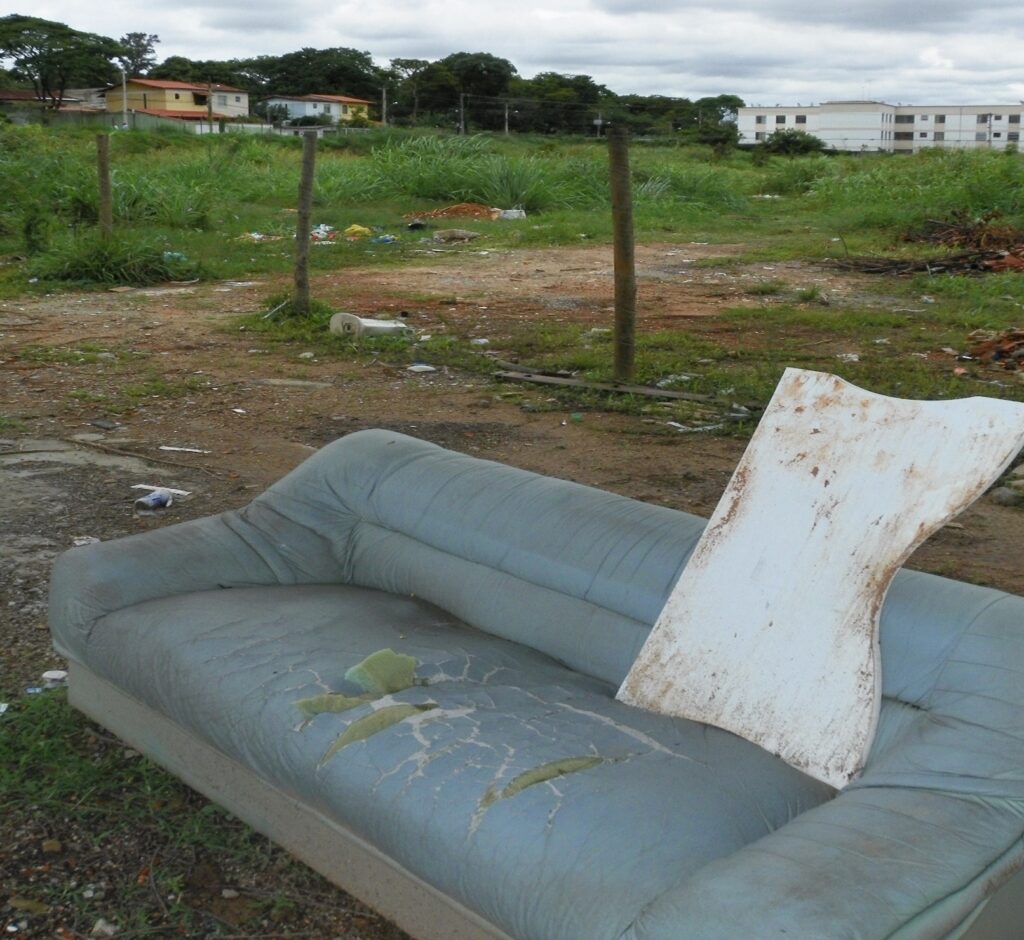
[493,370,714,402]
[618,368,1024,788]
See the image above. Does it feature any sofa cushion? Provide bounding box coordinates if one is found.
[73,584,834,940]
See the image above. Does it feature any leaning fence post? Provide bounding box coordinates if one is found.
[96,134,113,239]
[608,125,636,383]
[293,131,317,316]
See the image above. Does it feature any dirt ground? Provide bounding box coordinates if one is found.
[2,242,1022,937]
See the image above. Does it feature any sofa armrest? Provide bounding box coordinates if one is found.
[621,786,1024,940]
[49,502,344,649]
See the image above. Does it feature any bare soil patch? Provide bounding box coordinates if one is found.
[2,242,1020,939]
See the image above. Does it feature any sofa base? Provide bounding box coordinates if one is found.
[66,660,514,940]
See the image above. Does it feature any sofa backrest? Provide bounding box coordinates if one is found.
[248,429,1024,795]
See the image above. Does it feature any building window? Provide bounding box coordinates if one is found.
[775,115,786,124]
[755,132,766,141]
[1010,115,1021,124]
[755,115,765,124]
[174,93,180,100]
[977,114,991,123]
[934,114,945,123]
[235,96,241,102]
[895,115,914,124]
[216,94,227,106]
[976,132,988,141]
[919,114,929,120]
[894,132,913,140]
[994,114,1003,120]
[795,114,806,124]
[342,104,349,115]
[934,132,945,141]
[994,132,1002,138]
[323,104,331,114]
[1009,132,1020,141]
[919,132,928,138]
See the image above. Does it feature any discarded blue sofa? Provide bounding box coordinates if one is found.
[50,429,1024,939]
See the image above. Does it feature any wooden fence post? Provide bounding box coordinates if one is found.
[608,126,636,383]
[293,132,317,316]
[96,134,113,239]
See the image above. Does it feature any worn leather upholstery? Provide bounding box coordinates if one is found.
[50,430,1024,939]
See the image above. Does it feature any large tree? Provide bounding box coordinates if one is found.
[117,31,159,77]
[0,15,122,108]
[387,57,429,121]
[263,47,381,99]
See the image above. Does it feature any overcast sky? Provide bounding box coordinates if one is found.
[25,0,1024,105]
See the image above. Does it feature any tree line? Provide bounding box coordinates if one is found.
[0,14,744,140]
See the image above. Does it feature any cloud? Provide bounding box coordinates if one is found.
[24,0,1024,105]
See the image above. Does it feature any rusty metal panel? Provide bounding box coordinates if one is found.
[618,368,1024,788]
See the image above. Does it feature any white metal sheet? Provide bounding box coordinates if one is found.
[618,368,1024,788]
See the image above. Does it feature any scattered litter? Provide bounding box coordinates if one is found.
[657,374,693,387]
[72,535,100,547]
[25,687,44,694]
[407,219,429,230]
[134,487,174,510]
[953,367,969,377]
[470,338,490,346]
[131,484,191,497]
[310,224,338,242]
[90,919,118,938]
[836,353,860,363]
[920,295,936,304]
[872,338,891,346]
[329,312,411,338]
[42,670,68,688]
[108,285,136,292]
[158,445,210,454]
[343,224,372,239]
[298,351,315,359]
[407,364,437,373]
[162,251,187,263]
[752,194,782,200]
[433,229,481,243]
[221,889,240,900]
[370,234,398,244]
[232,408,247,414]
[90,419,118,430]
[235,232,284,243]
[0,703,7,715]
[495,208,527,220]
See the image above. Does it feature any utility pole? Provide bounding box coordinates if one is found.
[504,100,510,136]
[458,93,465,135]
[381,85,388,125]
[607,126,636,383]
[207,80,214,134]
[120,68,127,128]
[293,132,317,316]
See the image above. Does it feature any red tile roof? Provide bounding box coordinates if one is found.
[125,78,246,93]
[269,93,373,105]
[134,108,231,120]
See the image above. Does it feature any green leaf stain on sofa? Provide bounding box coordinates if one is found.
[319,704,438,765]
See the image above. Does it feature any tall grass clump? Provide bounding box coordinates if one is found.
[27,232,202,285]
[812,149,1024,231]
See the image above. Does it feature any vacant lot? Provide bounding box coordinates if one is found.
[3,129,1024,938]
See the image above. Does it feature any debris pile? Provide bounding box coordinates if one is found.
[403,203,498,221]
[903,211,1024,251]
[966,328,1024,369]
[832,246,1024,276]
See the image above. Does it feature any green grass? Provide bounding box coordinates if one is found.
[0,690,380,937]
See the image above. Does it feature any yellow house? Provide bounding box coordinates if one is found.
[105,79,249,120]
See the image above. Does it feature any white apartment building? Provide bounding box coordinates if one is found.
[737,101,1024,152]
